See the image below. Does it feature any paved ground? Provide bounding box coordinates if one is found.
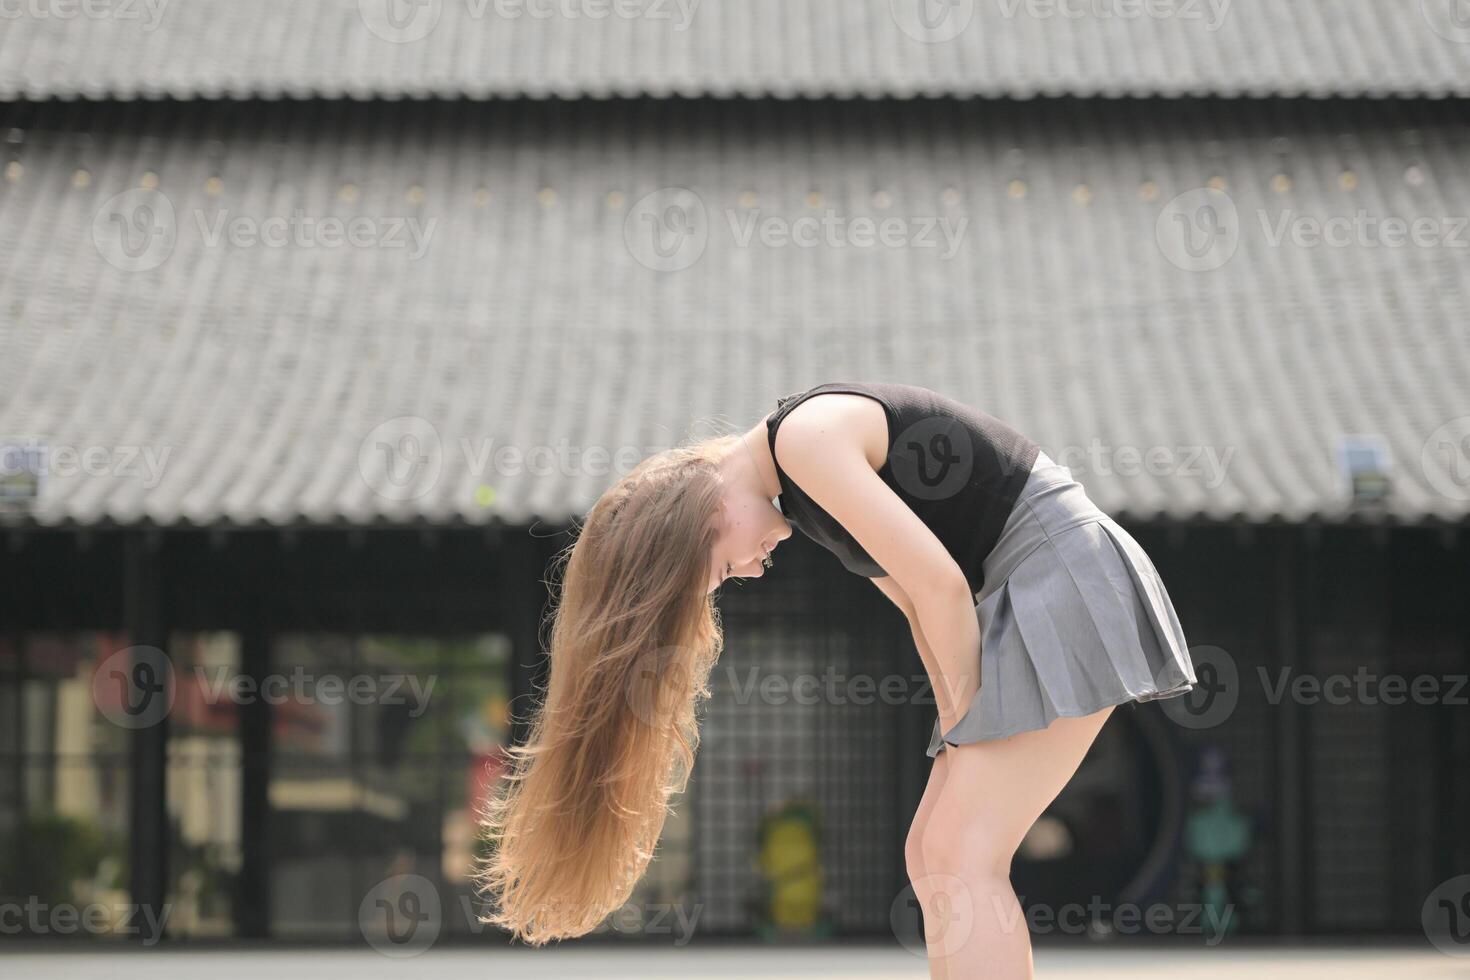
[0,946,1461,979]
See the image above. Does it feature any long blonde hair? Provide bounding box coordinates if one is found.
[473,434,739,944]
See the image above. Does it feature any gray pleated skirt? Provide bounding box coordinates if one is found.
[927,449,1197,758]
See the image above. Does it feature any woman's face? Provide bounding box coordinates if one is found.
[707,488,791,593]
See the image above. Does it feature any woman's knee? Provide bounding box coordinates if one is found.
[904,823,928,884]
[919,809,1018,881]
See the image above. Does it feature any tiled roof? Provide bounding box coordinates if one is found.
[1,98,1467,528]
[1,0,1468,101]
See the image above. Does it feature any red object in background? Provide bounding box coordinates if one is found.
[467,747,508,816]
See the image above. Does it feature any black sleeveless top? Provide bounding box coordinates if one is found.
[765,381,1040,596]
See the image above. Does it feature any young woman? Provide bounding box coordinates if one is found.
[476,380,1197,974]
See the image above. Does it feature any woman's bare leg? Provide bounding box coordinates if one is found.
[918,706,1115,978]
[907,746,953,979]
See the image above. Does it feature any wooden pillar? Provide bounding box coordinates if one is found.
[1271,526,1309,935]
[237,600,272,938]
[125,530,168,944]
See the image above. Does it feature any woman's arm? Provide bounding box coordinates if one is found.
[873,574,980,736]
[908,612,978,739]
[775,404,981,736]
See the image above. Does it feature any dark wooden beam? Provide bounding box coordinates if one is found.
[125,531,169,945]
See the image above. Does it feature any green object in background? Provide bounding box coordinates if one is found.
[1,814,123,908]
[1184,747,1253,942]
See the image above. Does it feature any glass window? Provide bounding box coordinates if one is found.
[0,633,133,941]
[165,631,244,939]
[267,633,512,940]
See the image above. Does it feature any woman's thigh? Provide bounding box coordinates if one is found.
[924,706,1115,874]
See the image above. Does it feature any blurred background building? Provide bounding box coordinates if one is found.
[1,0,1468,950]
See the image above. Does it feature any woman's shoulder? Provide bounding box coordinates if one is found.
[769,388,891,476]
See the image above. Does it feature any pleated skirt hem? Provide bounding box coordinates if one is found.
[925,459,1198,759]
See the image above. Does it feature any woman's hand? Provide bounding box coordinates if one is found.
[907,605,981,739]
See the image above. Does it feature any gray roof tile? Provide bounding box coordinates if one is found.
[1,0,1468,101]
[0,99,1467,528]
